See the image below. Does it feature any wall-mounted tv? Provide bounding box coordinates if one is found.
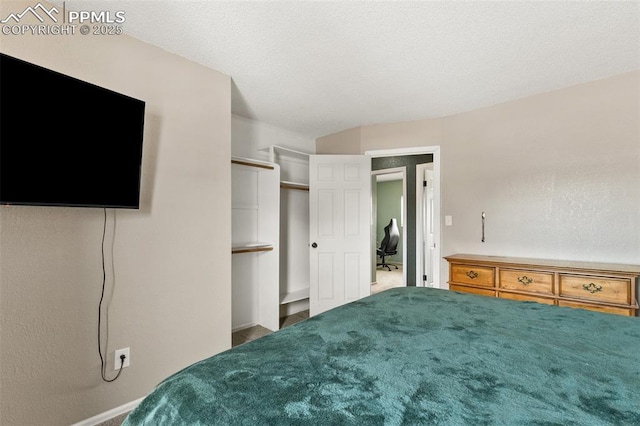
[0,53,145,209]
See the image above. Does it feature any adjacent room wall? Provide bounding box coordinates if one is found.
[376,180,403,264]
[0,1,232,424]
[317,71,640,286]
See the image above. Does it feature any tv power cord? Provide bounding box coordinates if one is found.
[97,208,126,382]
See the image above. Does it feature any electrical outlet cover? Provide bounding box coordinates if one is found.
[114,347,130,370]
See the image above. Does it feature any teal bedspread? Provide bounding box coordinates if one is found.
[123,288,640,425]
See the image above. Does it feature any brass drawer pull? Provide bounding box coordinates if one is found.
[583,283,603,293]
[517,276,533,286]
[466,271,478,279]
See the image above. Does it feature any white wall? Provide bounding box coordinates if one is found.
[232,114,316,161]
[0,2,232,424]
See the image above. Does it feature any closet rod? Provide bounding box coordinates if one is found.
[280,182,309,191]
[232,246,274,254]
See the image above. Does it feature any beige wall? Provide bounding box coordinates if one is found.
[0,2,231,425]
[316,126,362,154]
[361,117,444,151]
[318,71,640,283]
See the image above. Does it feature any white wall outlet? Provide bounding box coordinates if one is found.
[445,215,453,226]
[114,347,130,370]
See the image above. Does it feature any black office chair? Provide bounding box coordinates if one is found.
[377,218,399,271]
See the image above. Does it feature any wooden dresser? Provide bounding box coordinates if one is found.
[444,254,640,316]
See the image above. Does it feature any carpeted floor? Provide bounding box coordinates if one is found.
[232,310,309,347]
[372,263,403,294]
[98,412,129,426]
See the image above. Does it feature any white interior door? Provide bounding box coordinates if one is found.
[309,155,371,316]
[416,163,436,288]
[424,169,435,287]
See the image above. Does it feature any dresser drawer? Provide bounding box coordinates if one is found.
[450,284,495,297]
[445,254,640,316]
[558,300,635,316]
[559,275,631,305]
[498,291,555,305]
[499,270,553,295]
[451,265,495,287]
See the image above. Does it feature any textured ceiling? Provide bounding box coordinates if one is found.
[58,1,640,138]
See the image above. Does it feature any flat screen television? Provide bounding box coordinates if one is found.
[0,53,145,209]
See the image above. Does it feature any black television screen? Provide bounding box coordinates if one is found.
[0,53,145,209]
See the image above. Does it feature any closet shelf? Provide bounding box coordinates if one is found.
[232,242,274,254]
[231,156,275,170]
[258,145,311,163]
[280,181,309,191]
[280,287,310,305]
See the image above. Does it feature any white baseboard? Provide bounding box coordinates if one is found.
[232,321,258,333]
[71,396,145,426]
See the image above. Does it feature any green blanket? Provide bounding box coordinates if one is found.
[123,288,640,425]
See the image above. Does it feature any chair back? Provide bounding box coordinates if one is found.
[380,218,400,254]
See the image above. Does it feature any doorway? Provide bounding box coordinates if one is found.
[371,168,406,294]
[365,146,441,289]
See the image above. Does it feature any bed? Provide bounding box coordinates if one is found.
[123,287,640,425]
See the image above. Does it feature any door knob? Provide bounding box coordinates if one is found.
[311,242,318,248]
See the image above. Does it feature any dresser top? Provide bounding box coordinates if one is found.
[444,254,640,275]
